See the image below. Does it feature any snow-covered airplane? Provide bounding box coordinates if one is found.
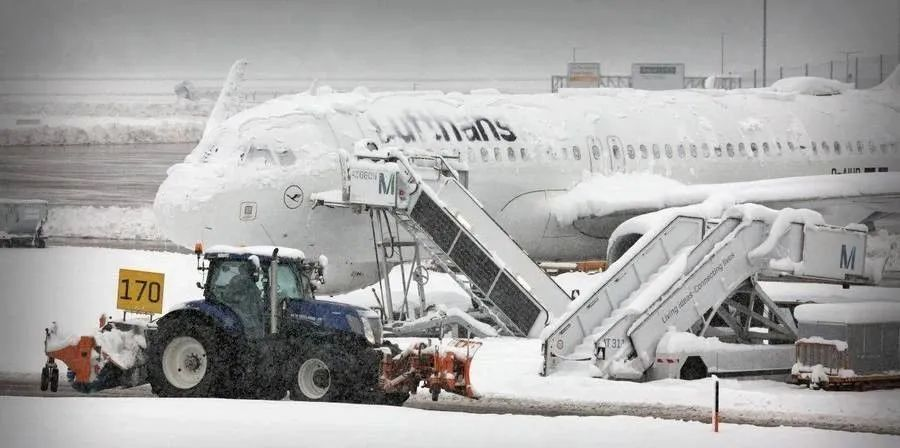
[154,61,900,294]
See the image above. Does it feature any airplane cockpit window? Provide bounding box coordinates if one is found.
[493,147,502,161]
[652,144,661,159]
[591,145,601,160]
[626,145,635,159]
[726,143,734,157]
[480,147,489,162]
[677,144,686,158]
[572,146,582,160]
[689,144,698,158]
[520,147,528,161]
[664,144,673,158]
[507,147,516,161]
[834,141,841,155]
[246,147,275,167]
[714,145,722,157]
[701,143,710,158]
[639,144,648,159]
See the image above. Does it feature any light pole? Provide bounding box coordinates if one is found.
[839,50,862,83]
[762,0,767,86]
[721,33,726,74]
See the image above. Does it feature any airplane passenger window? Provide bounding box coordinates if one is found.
[821,141,829,154]
[480,147,489,162]
[869,141,877,153]
[573,146,582,160]
[701,143,710,158]
[639,144,648,159]
[612,145,621,160]
[856,141,863,153]
[689,144,697,158]
[811,142,818,154]
[750,142,758,156]
[738,143,746,156]
[561,147,569,159]
[834,141,841,155]
[677,144,686,158]
[626,145,635,159]
[761,142,770,154]
[548,147,558,160]
[652,144,661,159]
[892,142,898,153]
[665,144,673,158]
[881,143,888,153]
[591,145,601,159]
[786,142,794,152]
[726,143,734,157]
[493,147,501,161]
[520,147,528,160]
[714,145,722,157]
[507,147,516,161]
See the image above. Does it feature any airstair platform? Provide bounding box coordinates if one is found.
[313,150,571,338]
[542,209,874,378]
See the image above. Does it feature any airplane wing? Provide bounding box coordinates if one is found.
[552,172,900,229]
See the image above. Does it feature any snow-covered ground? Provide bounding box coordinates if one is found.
[4,396,896,448]
[2,246,899,429]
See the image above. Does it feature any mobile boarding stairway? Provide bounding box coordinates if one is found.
[541,210,875,379]
[312,149,571,338]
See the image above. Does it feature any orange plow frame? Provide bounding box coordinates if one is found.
[379,339,482,400]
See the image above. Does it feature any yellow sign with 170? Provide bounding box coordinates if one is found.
[116,268,164,315]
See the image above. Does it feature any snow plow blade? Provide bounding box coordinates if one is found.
[380,339,482,401]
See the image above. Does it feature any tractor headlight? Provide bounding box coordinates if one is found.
[346,311,381,345]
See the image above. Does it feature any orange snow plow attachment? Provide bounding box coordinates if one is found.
[380,339,482,400]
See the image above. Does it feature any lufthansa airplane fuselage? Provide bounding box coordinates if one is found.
[154,81,900,294]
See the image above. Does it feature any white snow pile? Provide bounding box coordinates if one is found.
[795,336,849,352]
[794,301,900,325]
[761,281,900,304]
[770,77,853,96]
[0,114,205,146]
[551,172,900,226]
[656,329,759,354]
[93,324,148,370]
[45,206,163,240]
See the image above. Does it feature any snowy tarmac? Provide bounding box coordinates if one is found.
[0,143,191,205]
[1,246,899,436]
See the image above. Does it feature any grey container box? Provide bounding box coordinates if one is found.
[0,199,49,246]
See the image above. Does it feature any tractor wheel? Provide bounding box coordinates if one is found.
[147,317,225,398]
[49,367,59,392]
[40,367,49,391]
[288,345,352,403]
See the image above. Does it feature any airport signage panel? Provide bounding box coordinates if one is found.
[567,62,601,88]
[631,63,685,90]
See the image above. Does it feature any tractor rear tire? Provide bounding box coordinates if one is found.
[288,344,353,403]
[148,317,225,398]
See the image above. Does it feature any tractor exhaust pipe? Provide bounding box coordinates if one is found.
[270,248,279,335]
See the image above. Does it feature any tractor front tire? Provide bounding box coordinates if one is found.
[288,345,353,403]
[148,317,225,398]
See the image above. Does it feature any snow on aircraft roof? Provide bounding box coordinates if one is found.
[205,245,307,260]
[794,301,900,325]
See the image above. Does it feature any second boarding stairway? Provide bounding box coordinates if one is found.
[312,150,571,338]
[542,207,875,379]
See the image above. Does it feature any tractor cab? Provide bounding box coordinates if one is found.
[198,245,322,338]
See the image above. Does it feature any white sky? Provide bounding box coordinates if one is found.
[0,0,897,79]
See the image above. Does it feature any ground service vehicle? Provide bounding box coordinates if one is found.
[42,245,480,404]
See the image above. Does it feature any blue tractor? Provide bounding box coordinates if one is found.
[43,245,480,404]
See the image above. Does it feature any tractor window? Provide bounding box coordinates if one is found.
[208,260,264,305]
[270,263,307,300]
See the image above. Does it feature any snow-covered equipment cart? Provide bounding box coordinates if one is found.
[0,199,48,248]
[791,302,900,390]
[42,245,481,404]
